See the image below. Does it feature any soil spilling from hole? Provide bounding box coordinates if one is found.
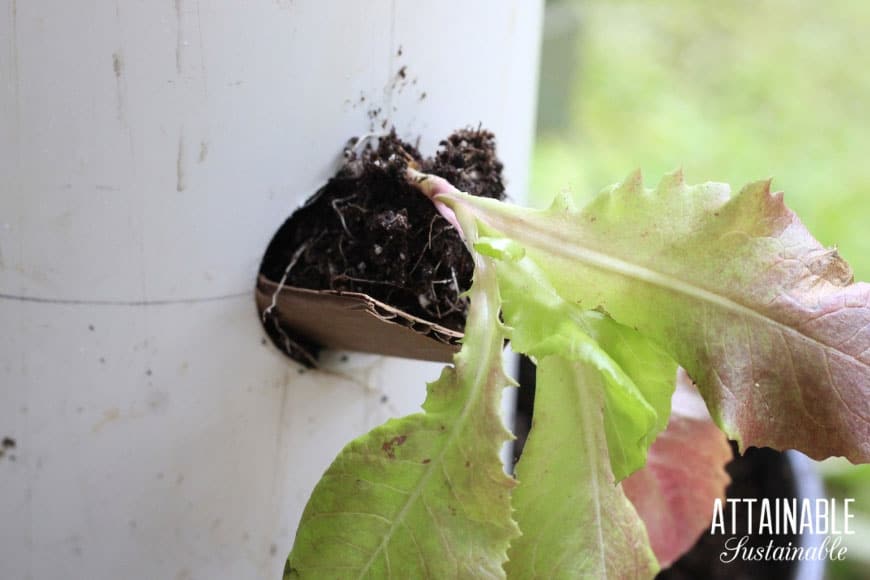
[260,128,505,362]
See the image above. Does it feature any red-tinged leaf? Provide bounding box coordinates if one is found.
[438,172,870,463]
[622,369,732,567]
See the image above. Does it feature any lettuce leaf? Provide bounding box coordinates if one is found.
[623,369,733,567]
[487,253,675,577]
[288,169,870,579]
[437,170,870,463]
[286,248,518,578]
[482,248,677,481]
[507,354,659,579]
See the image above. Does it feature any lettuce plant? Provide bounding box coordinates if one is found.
[285,169,870,578]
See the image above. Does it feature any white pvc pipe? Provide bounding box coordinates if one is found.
[0,2,542,578]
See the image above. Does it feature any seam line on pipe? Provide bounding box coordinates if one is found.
[0,291,250,307]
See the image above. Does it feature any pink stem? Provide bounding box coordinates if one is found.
[406,168,465,239]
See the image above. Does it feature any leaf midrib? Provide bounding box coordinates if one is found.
[474,204,870,375]
[574,361,608,577]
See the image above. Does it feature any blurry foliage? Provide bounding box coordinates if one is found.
[532,0,870,280]
[532,1,870,577]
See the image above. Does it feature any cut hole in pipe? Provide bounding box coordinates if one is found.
[256,128,507,367]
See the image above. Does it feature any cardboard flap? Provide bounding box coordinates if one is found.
[256,275,462,364]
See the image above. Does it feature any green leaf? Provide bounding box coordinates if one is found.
[493,255,676,481]
[506,355,659,579]
[441,171,870,462]
[487,255,674,577]
[286,256,518,578]
[474,236,526,262]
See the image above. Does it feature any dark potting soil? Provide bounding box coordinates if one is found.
[260,128,505,360]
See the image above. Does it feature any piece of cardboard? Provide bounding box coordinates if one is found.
[256,275,462,365]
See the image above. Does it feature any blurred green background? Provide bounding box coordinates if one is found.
[531,1,870,578]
